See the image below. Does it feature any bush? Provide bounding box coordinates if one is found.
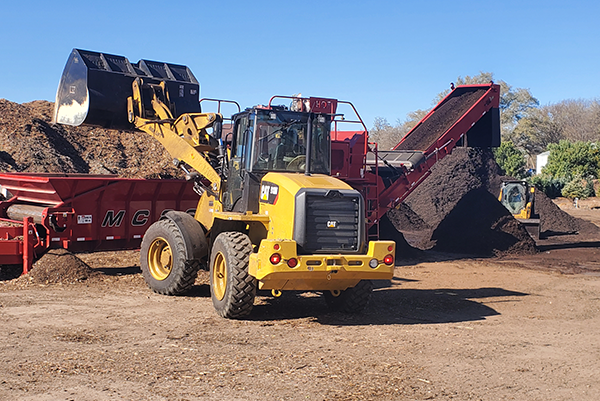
[529,175,568,198]
[544,140,600,179]
[531,140,600,198]
[561,176,595,199]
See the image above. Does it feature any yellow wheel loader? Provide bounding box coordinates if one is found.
[498,180,541,239]
[53,49,395,318]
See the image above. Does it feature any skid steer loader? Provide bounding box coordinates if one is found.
[53,49,395,318]
[498,180,541,239]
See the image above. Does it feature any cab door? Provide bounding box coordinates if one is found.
[224,114,249,211]
[224,113,262,213]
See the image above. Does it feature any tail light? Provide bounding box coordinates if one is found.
[383,255,394,265]
[270,253,281,264]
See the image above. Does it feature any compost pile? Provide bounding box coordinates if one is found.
[383,146,600,257]
[383,147,537,256]
[533,191,599,235]
[0,99,181,178]
[29,249,100,284]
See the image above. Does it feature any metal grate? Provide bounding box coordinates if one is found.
[303,194,360,252]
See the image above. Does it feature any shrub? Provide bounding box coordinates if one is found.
[529,175,568,198]
[561,176,595,199]
[544,140,600,179]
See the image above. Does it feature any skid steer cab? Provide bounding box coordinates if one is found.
[54,49,395,319]
[498,180,541,239]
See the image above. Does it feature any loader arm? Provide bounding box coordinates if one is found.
[53,48,225,197]
[126,78,222,195]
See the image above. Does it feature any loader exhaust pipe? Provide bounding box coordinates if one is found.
[53,49,201,131]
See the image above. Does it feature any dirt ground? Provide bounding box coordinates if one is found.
[0,203,599,400]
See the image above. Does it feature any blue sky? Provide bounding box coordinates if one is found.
[1,0,598,128]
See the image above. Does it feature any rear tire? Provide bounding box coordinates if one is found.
[140,219,200,295]
[210,232,257,319]
[325,280,373,313]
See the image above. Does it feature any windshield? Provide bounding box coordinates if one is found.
[251,110,331,174]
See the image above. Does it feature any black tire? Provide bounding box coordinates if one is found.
[325,280,373,313]
[140,219,201,295]
[210,231,257,319]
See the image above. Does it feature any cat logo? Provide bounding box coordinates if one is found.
[259,181,279,205]
[327,220,338,228]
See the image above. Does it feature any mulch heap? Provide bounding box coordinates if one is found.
[381,148,523,257]
[0,99,181,178]
[0,99,182,284]
[28,249,100,284]
[383,146,600,258]
[534,191,600,236]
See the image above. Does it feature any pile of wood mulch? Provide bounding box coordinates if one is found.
[0,99,181,178]
[28,249,100,284]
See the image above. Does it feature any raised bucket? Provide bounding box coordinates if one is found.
[53,49,201,130]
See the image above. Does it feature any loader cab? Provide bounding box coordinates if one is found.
[223,107,332,212]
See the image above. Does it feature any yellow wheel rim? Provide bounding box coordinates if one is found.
[212,252,227,301]
[148,237,172,281]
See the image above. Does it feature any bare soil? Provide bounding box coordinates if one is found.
[1,202,600,400]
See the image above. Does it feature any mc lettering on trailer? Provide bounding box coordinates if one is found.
[102,210,126,227]
[132,210,150,226]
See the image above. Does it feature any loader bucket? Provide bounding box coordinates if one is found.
[53,49,201,130]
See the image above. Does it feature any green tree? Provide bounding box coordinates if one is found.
[493,141,527,178]
[560,175,595,199]
[544,140,600,179]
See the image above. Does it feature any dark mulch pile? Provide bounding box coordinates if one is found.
[403,148,503,229]
[534,191,600,236]
[383,147,537,256]
[387,203,430,232]
[377,214,424,259]
[430,188,536,256]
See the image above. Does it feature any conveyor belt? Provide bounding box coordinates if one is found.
[395,88,487,151]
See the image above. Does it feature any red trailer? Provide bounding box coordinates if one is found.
[0,173,197,275]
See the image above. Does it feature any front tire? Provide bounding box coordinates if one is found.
[210,231,257,319]
[325,280,373,313]
[140,219,201,295]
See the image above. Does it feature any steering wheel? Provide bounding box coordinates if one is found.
[286,155,306,171]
